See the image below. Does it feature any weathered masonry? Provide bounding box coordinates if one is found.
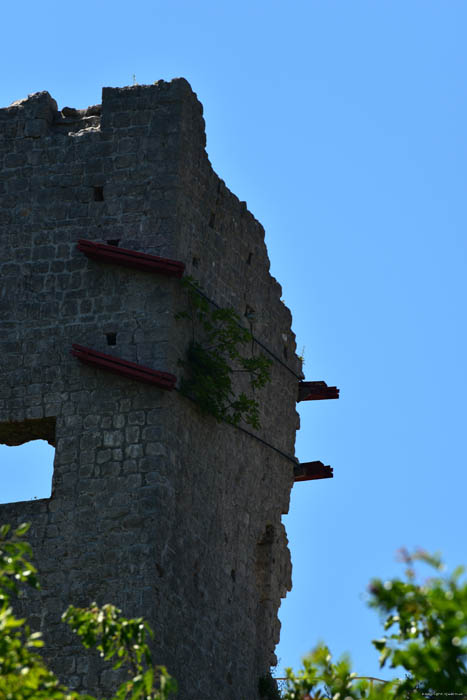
[0,81,337,699]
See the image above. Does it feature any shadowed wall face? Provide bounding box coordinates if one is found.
[0,81,300,699]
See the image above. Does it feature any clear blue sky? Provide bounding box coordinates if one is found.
[1,0,467,683]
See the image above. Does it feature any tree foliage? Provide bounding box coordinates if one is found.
[0,523,176,700]
[4,524,467,699]
[278,548,467,699]
[176,276,272,428]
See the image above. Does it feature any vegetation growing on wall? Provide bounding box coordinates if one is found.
[176,277,272,428]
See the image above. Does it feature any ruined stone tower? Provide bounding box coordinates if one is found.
[0,80,333,698]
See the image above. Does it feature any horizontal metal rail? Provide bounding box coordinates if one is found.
[71,344,177,390]
[77,239,185,277]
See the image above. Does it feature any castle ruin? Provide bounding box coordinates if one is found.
[0,80,335,698]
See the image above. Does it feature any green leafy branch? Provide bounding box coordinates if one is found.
[368,547,467,697]
[0,522,39,601]
[63,603,176,700]
[176,276,272,428]
[279,549,467,699]
[281,645,396,700]
[0,523,177,700]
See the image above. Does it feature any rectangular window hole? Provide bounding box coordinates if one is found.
[0,417,56,504]
[247,252,253,264]
[93,186,104,202]
[209,212,216,228]
[106,239,120,247]
[106,332,117,346]
[245,305,255,321]
[192,256,200,268]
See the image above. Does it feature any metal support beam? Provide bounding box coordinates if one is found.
[298,381,339,402]
[71,344,176,390]
[294,461,333,482]
[77,239,185,277]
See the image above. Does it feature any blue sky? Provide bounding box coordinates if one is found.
[2,0,467,683]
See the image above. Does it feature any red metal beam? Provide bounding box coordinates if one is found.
[294,461,333,482]
[77,240,185,278]
[298,381,339,402]
[71,344,176,390]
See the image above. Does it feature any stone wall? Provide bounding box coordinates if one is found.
[0,80,301,699]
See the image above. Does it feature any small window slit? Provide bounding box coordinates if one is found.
[93,186,104,202]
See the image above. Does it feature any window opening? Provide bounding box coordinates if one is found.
[106,332,117,346]
[247,252,253,264]
[93,186,104,201]
[106,239,120,247]
[0,417,56,504]
[244,305,255,321]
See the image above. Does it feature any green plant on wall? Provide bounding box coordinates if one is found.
[176,277,272,428]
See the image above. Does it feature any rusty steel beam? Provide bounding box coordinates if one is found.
[294,461,333,482]
[71,344,176,390]
[77,239,185,278]
[298,380,339,402]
